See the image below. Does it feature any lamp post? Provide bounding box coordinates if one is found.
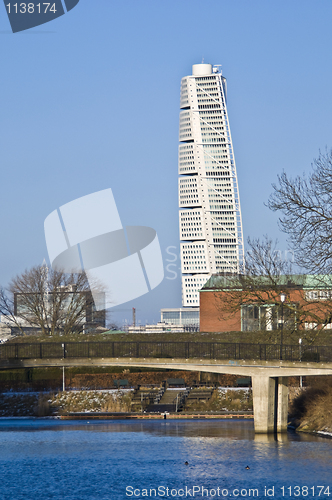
[299,338,303,387]
[280,293,286,360]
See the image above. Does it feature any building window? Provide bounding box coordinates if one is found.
[241,304,296,332]
[306,290,332,300]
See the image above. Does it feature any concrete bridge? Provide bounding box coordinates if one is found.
[1,341,332,434]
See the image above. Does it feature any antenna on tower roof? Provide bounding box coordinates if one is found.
[202,56,204,63]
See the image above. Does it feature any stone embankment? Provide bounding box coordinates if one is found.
[0,390,132,417]
[0,387,254,417]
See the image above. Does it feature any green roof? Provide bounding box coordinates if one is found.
[101,330,126,334]
[201,274,332,291]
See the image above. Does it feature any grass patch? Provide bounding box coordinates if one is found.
[0,394,39,416]
[184,388,253,413]
[290,377,332,433]
[0,391,134,417]
[6,329,332,345]
[48,390,133,414]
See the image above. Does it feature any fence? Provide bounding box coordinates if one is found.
[0,341,331,363]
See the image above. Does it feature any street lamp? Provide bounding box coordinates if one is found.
[299,338,303,387]
[280,293,286,360]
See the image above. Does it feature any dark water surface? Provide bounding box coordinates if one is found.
[0,418,331,499]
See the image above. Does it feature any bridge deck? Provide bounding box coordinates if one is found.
[1,355,332,377]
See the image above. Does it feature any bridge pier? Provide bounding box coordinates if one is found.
[251,376,288,434]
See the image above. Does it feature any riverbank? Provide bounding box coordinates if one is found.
[0,387,253,417]
[1,382,331,438]
[289,379,332,436]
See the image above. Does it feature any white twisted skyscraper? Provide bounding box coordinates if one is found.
[179,63,244,307]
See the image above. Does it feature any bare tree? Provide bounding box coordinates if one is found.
[244,236,293,280]
[214,237,294,332]
[211,149,332,340]
[214,237,332,341]
[0,265,103,336]
[268,149,332,274]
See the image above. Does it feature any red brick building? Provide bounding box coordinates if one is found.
[200,274,332,333]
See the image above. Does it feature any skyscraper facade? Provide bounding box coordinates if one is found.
[179,63,244,307]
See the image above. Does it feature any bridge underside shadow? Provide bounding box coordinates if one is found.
[2,357,332,434]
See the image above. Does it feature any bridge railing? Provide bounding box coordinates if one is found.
[0,341,332,363]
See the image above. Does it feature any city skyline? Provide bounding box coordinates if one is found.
[1,1,332,325]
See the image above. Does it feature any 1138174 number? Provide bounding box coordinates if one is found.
[6,3,57,14]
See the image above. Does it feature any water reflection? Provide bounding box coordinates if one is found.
[254,432,291,443]
[0,418,257,439]
[0,418,327,442]
[0,419,331,500]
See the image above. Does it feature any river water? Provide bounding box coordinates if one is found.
[0,418,331,500]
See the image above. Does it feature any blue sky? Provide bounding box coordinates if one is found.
[1,0,332,326]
